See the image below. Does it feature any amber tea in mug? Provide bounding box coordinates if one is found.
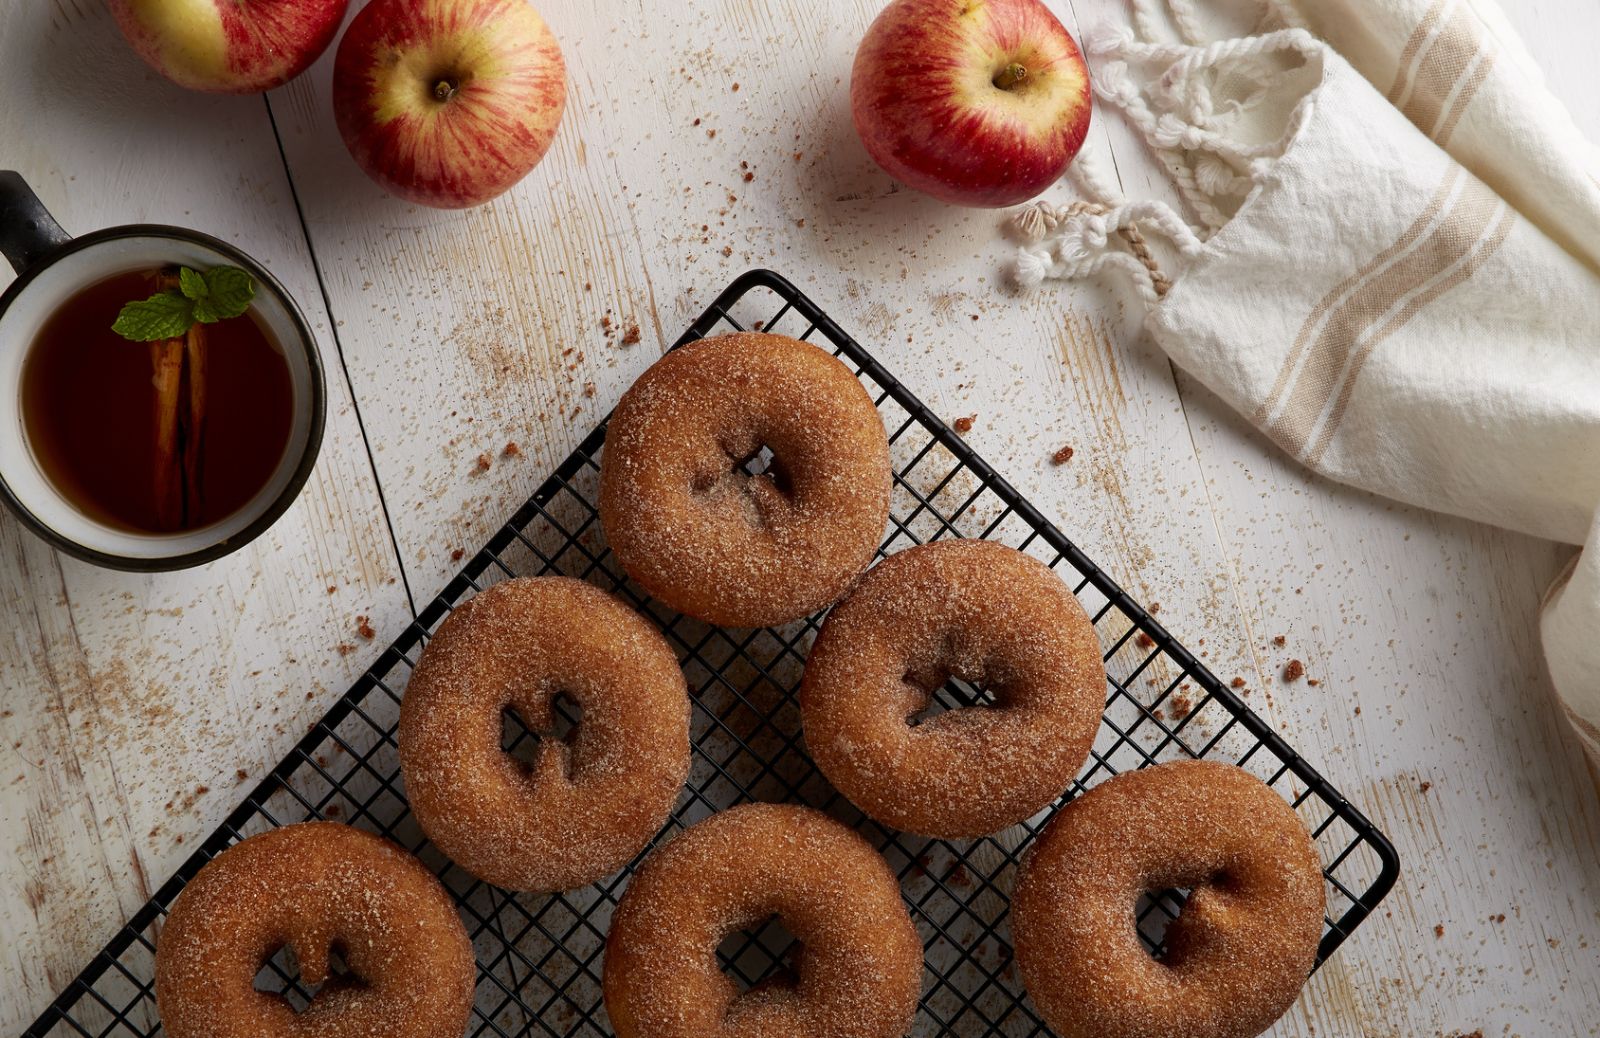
[20,269,294,534]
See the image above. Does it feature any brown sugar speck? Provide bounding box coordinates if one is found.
[953,414,976,434]
[1306,677,1320,687]
[583,382,597,397]
[474,453,492,474]
[502,441,521,458]
[1050,445,1075,465]
[1419,780,1432,794]
[1283,659,1305,682]
[621,325,641,345]
[1135,632,1156,649]
[731,82,740,92]
[742,171,754,182]
[1273,634,1287,647]
[356,615,376,640]
[1168,692,1194,720]
[721,245,733,257]
[451,548,466,562]
[1434,924,1445,938]
[235,769,249,782]
[1230,676,1246,688]
[337,643,356,656]
[707,128,717,138]
[326,585,337,595]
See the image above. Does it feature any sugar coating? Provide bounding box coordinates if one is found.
[598,332,892,628]
[604,803,923,1038]
[799,539,1105,838]
[398,577,691,893]
[153,822,474,1038]
[1011,760,1326,1038]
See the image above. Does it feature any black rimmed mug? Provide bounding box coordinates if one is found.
[0,171,325,571]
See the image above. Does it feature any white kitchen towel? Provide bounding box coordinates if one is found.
[1014,0,1600,766]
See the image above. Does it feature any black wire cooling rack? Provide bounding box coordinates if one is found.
[24,269,1399,1038]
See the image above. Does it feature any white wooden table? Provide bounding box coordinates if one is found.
[2,1,1598,1034]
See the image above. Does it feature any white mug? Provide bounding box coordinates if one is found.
[0,171,325,570]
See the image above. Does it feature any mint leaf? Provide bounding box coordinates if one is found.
[112,292,193,341]
[203,266,254,320]
[191,296,221,324]
[178,266,207,302]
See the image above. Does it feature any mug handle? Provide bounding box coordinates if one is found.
[0,171,72,275]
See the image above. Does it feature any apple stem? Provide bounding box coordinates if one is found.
[993,63,1028,90]
[433,78,459,102]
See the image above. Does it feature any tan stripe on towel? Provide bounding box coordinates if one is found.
[1251,169,1462,427]
[1303,201,1513,466]
[1387,0,1453,109]
[1265,176,1503,456]
[1432,45,1496,146]
[1397,2,1493,142]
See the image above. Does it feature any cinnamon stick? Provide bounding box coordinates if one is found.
[148,269,209,530]
[148,332,185,531]
[183,321,206,524]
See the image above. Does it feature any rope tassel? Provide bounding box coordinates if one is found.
[1006,9,1326,303]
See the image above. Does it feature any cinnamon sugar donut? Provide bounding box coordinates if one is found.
[799,539,1105,838]
[603,803,923,1038]
[599,332,891,627]
[398,576,689,892]
[1012,760,1326,1038]
[155,822,473,1038]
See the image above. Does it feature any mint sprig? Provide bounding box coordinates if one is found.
[112,265,256,342]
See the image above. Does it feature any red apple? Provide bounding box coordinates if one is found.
[332,0,567,209]
[851,0,1092,208]
[109,0,349,93]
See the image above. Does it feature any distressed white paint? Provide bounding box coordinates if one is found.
[1,0,1597,1034]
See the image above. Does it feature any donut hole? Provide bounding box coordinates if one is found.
[716,915,803,995]
[500,694,583,776]
[690,440,794,518]
[252,939,366,1008]
[1136,870,1232,959]
[903,668,1000,728]
[1134,888,1191,959]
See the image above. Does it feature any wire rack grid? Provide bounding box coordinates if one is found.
[24,268,1399,1038]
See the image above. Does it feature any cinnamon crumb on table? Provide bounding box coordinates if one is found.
[1135,632,1155,649]
[1230,676,1246,688]
[502,441,520,457]
[1051,445,1075,465]
[450,548,466,562]
[621,325,641,345]
[953,414,976,433]
[474,453,491,473]
[356,615,375,640]
[1283,659,1305,681]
